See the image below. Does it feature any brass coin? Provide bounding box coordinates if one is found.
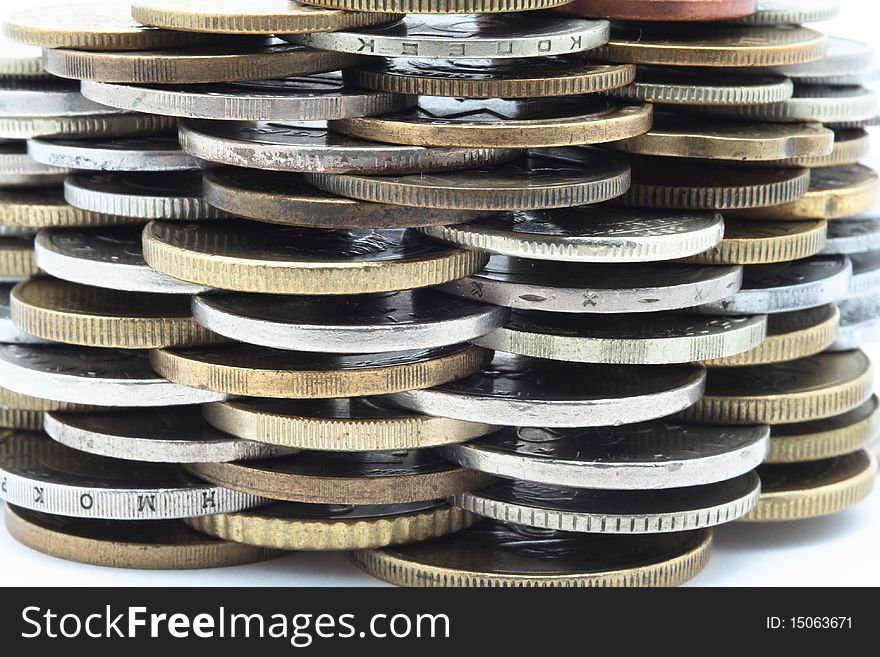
[5,505,280,569]
[141,222,488,294]
[150,343,491,399]
[683,218,827,265]
[743,450,877,521]
[0,405,42,430]
[0,385,98,412]
[0,113,176,141]
[0,187,142,228]
[291,0,572,13]
[557,0,758,21]
[756,128,871,169]
[0,237,36,280]
[681,350,873,425]
[9,278,220,349]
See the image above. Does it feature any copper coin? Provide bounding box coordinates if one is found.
[558,0,757,21]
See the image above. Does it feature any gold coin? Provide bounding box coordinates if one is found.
[150,343,491,398]
[682,350,873,425]
[0,187,141,228]
[5,505,280,569]
[141,221,488,294]
[756,128,870,169]
[703,304,839,368]
[0,113,176,140]
[765,396,880,464]
[0,237,37,279]
[185,501,476,551]
[743,450,877,521]
[290,0,571,13]
[683,218,827,265]
[10,278,220,349]
[131,0,403,34]
[592,24,826,67]
[204,397,496,451]
[0,405,42,430]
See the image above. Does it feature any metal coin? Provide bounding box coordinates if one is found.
[354,522,712,587]
[0,384,100,413]
[822,215,880,255]
[558,0,757,21]
[737,0,840,25]
[285,0,572,14]
[703,85,879,124]
[0,79,116,117]
[0,405,42,431]
[830,295,880,351]
[388,351,706,427]
[683,218,827,265]
[0,283,46,344]
[0,343,227,407]
[0,143,68,187]
[847,250,880,297]
[0,40,46,79]
[0,112,176,141]
[771,37,873,85]
[0,186,141,229]
[27,135,199,172]
[0,236,36,281]
[755,128,870,169]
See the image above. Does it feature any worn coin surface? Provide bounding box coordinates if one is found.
[771,37,873,86]
[559,0,756,21]
[27,135,200,172]
[822,216,880,255]
[288,0,573,13]
[0,237,36,281]
[0,284,45,344]
[683,218,827,265]
[848,250,880,297]
[831,295,880,351]
[738,0,840,25]
[0,79,117,117]
[0,187,141,229]
[757,128,870,169]
[704,85,878,124]
[0,111,175,141]
[0,143,68,187]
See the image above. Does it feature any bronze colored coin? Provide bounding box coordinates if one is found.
[557,0,757,21]
[0,385,98,412]
[683,218,826,265]
[150,343,491,399]
[293,0,573,13]
[0,187,142,228]
[743,450,876,521]
[704,304,839,367]
[186,449,491,505]
[0,405,42,430]
[5,505,280,569]
[10,278,219,349]
[0,113,176,141]
[756,129,871,169]
[592,24,826,68]
[0,237,36,280]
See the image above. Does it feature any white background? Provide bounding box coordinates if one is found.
[0,0,878,586]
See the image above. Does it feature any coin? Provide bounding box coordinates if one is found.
[0,144,67,187]
[179,120,515,174]
[329,96,653,149]
[287,14,609,59]
[0,79,117,117]
[27,135,200,172]
[744,450,876,521]
[0,385,99,413]
[204,397,495,451]
[766,397,880,464]
[305,148,631,210]
[704,304,838,367]
[0,430,264,519]
[142,222,489,294]
[0,284,45,344]
[0,406,42,430]
[10,278,220,349]
[681,351,873,425]
[344,57,634,98]
[455,476,760,534]
[755,128,870,169]
[848,250,880,298]
[0,112,176,141]
[354,522,712,587]
[592,24,826,67]
[186,501,475,551]
[0,344,227,407]
[389,352,706,427]
[445,422,769,489]
[738,0,840,25]
[771,37,872,85]
[0,237,36,281]
[442,255,742,313]
[151,343,491,399]
[192,289,508,353]
[683,218,827,265]
[703,85,878,124]
[822,215,880,254]
[5,506,280,570]
[0,40,46,79]
[0,187,141,228]
[421,207,724,262]
[43,407,285,463]
[289,0,572,13]
[831,295,880,351]
[559,0,756,21]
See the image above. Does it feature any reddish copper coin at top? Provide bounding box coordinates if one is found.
[558,0,757,21]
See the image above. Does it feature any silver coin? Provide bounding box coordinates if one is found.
[0,142,67,186]
[454,475,761,535]
[0,429,265,520]
[192,289,508,353]
[847,251,880,298]
[0,79,116,117]
[771,37,874,86]
[0,344,226,407]
[444,422,769,489]
[80,73,414,121]
[420,207,724,263]
[0,283,46,344]
[822,216,880,255]
[286,14,608,59]
[439,255,742,313]
[0,226,35,237]
[179,120,514,174]
[696,256,852,315]
[64,171,227,220]
[34,226,209,295]
[43,407,287,463]
[703,85,878,124]
[388,351,706,427]
[0,40,46,79]
[27,135,200,172]
[738,0,840,25]
[0,111,176,141]
[830,295,880,351]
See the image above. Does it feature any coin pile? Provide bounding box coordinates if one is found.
[0,0,875,586]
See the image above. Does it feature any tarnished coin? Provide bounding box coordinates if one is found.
[0,406,42,431]
[681,351,873,425]
[288,0,573,13]
[388,351,706,427]
[771,37,873,86]
[287,14,609,59]
[738,0,840,25]
[744,450,876,521]
[0,237,37,281]
[441,255,742,313]
[204,397,495,452]
[5,506,279,570]
[683,218,827,265]
[476,311,766,364]
[151,343,491,399]
[0,79,116,117]
[0,187,142,229]
[445,422,769,489]
[848,250,880,297]
[27,136,200,172]
[179,120,514,174]
[0,143,67,187]
[0,430,265,519]
[142,222,489,294]
[0,40,46,79]
[822,215,880,254]
[696,256,851,315]
[192,289,508,353]
[186,501,475,551]
[704,85,878,124]
[421,207,723,263]
[305,148,631,210]
[0,283,45,344]
[756,128,870,169]
[354,522,712,587]
[0,344,227,407]
[43,407,285,464]
[455,476,760,534]
[0,111,175,141]
[766,397,880,464]
[831,295,880,351]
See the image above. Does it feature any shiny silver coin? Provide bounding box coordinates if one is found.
[0,283,46,344]
[771,37,874,86]
[0,225,35,237]
[0,142,67,186]
[192,289,508,354]
[822,216,880,255]
[27,135,200,172]
[388,351,706,427]
[439,255,742,313]
[847,251,880,297]
[0,40,46,79]
[0,79,116,117]
[830,295,880,351]
[704,85,878,124]
[34,226,209,295]
[738,0,840,25]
